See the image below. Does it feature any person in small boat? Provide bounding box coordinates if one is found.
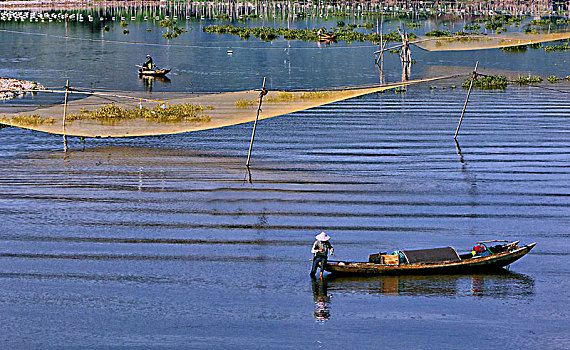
[143,55,153,71]
[310,232,334,278]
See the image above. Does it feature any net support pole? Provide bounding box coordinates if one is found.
[246,77,267,167]
[454,61,478,140]
[62,79,69,152]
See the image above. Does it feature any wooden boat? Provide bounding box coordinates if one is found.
[138,68,171,77]
[325,240,536,276]
[318,33,337,41]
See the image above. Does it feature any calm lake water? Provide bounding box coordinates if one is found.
[0,11,569,349]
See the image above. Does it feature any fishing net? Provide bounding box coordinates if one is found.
[414,31,570,51]
[0,75,457,138]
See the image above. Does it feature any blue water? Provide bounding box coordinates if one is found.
[0,10,569,349]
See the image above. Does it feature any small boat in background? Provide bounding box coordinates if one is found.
[318,33,337,42]
[325,240,535,276]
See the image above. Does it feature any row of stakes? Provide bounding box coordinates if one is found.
[0,11,200,22]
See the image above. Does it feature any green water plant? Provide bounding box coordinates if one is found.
[0,114,55,126]
[235,99,256,109]
[463,75,508,90]
[543,42,570,52]
[160,19,187,39]
[513,76,542,85]
[202,24,415,44]
[530,19,551,26]
[547,75,560,83]
[463,24,481,31]
[501,44,527,53]
[406,22,422,29]
[425,29,450,37]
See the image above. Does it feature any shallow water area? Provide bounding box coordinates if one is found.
[0,5,569,349]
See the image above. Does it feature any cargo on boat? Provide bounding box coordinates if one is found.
[325,240,535,276]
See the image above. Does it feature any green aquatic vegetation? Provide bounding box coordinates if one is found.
[525,27,538,34]
[235,99,256,109]
[406,22,422,29]
[103,25,109,32]
[425,29,450,37]
[122,29,129,35]
[361,23,374,30]
[67,104,211,124]
[203,25,414,44]
[463,75,508,90]
[547,75,560,83]
[543,43,570,52]
[214,14,230,20]
[120,21,128,28]
[513,76,543,85]
[337,21,345,28]
[556,19,570,25]
[485,21,503,31]
[463,24,481,31]
[501,44,527,53]
[265,91,297,103]
[0,115,55,126]
[530,19,551,26]
[299,91,336,100]
[160,19,187,39]
[528,43,542,49]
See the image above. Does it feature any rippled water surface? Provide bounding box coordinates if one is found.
[0,15,569,349]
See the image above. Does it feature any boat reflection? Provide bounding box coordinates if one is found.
[324,271,535,299]
[140,75,171,92]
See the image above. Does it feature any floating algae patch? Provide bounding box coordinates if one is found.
[67,104,211,125]
[513,75,543,85]
[463,75,508,90]
[239,90,339,107]
[0,114,55,126]
[235,99,257,109]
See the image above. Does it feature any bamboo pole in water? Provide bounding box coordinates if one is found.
[246,77,267,167]
[62,80,69,152]
[454,61,479,140]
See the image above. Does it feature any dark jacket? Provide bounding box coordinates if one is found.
[312,240,333,258]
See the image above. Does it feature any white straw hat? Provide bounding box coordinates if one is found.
[315,232,330,241]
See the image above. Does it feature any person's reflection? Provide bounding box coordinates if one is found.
[311,276,331,322]
[471,276,484,297]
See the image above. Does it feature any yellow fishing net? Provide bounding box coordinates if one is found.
[415,31,570,51]
[0,75,457,138]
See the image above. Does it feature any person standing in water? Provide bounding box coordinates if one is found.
[310,232,334,278]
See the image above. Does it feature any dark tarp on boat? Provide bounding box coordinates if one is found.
[401,247,461,264]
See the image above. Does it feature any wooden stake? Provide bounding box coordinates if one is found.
[246,77,267,167]
[454,61,479,140]
[62,79,69,152]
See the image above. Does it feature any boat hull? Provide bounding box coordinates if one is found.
[138,69,171,77]
[325,243,535,276]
